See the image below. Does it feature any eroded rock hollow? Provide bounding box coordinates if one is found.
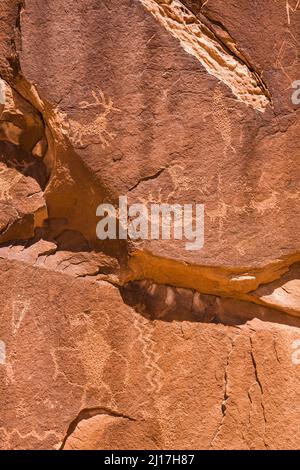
[0,0,299,450]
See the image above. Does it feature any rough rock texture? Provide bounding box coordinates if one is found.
[0,0,299,450]
[1,261,300,450]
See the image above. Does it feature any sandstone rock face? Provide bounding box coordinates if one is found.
[0,0,299,450]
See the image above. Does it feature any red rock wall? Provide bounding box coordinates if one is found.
[0,0,299,450]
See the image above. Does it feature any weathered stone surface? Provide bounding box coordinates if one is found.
[18,0,300,270]
[0,0,299,450]
[0,259,300,450]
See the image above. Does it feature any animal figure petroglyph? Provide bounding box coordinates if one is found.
[67,89,121,149]
[134,162,189,208]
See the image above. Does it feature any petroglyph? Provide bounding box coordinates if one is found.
[275,33,298,81]
[0,427,60,446]
[133,314,164,395]
[250,192,278,215]
[286,0,300,25]
[0,341,6,365]
[139,0,270,111]
[66,89,121,149]
[132,162,190,208]
[212,88,235,157]
[167,163,190,200]
[12,299,30,334]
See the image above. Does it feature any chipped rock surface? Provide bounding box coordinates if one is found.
[0,0,299,450]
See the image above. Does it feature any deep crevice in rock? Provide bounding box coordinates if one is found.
[59,407,136,450]
[120,280,300,327]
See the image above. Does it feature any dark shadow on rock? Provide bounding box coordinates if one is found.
[120,280,300,328]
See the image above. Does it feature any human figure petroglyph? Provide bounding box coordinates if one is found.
[67,89,121,149]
